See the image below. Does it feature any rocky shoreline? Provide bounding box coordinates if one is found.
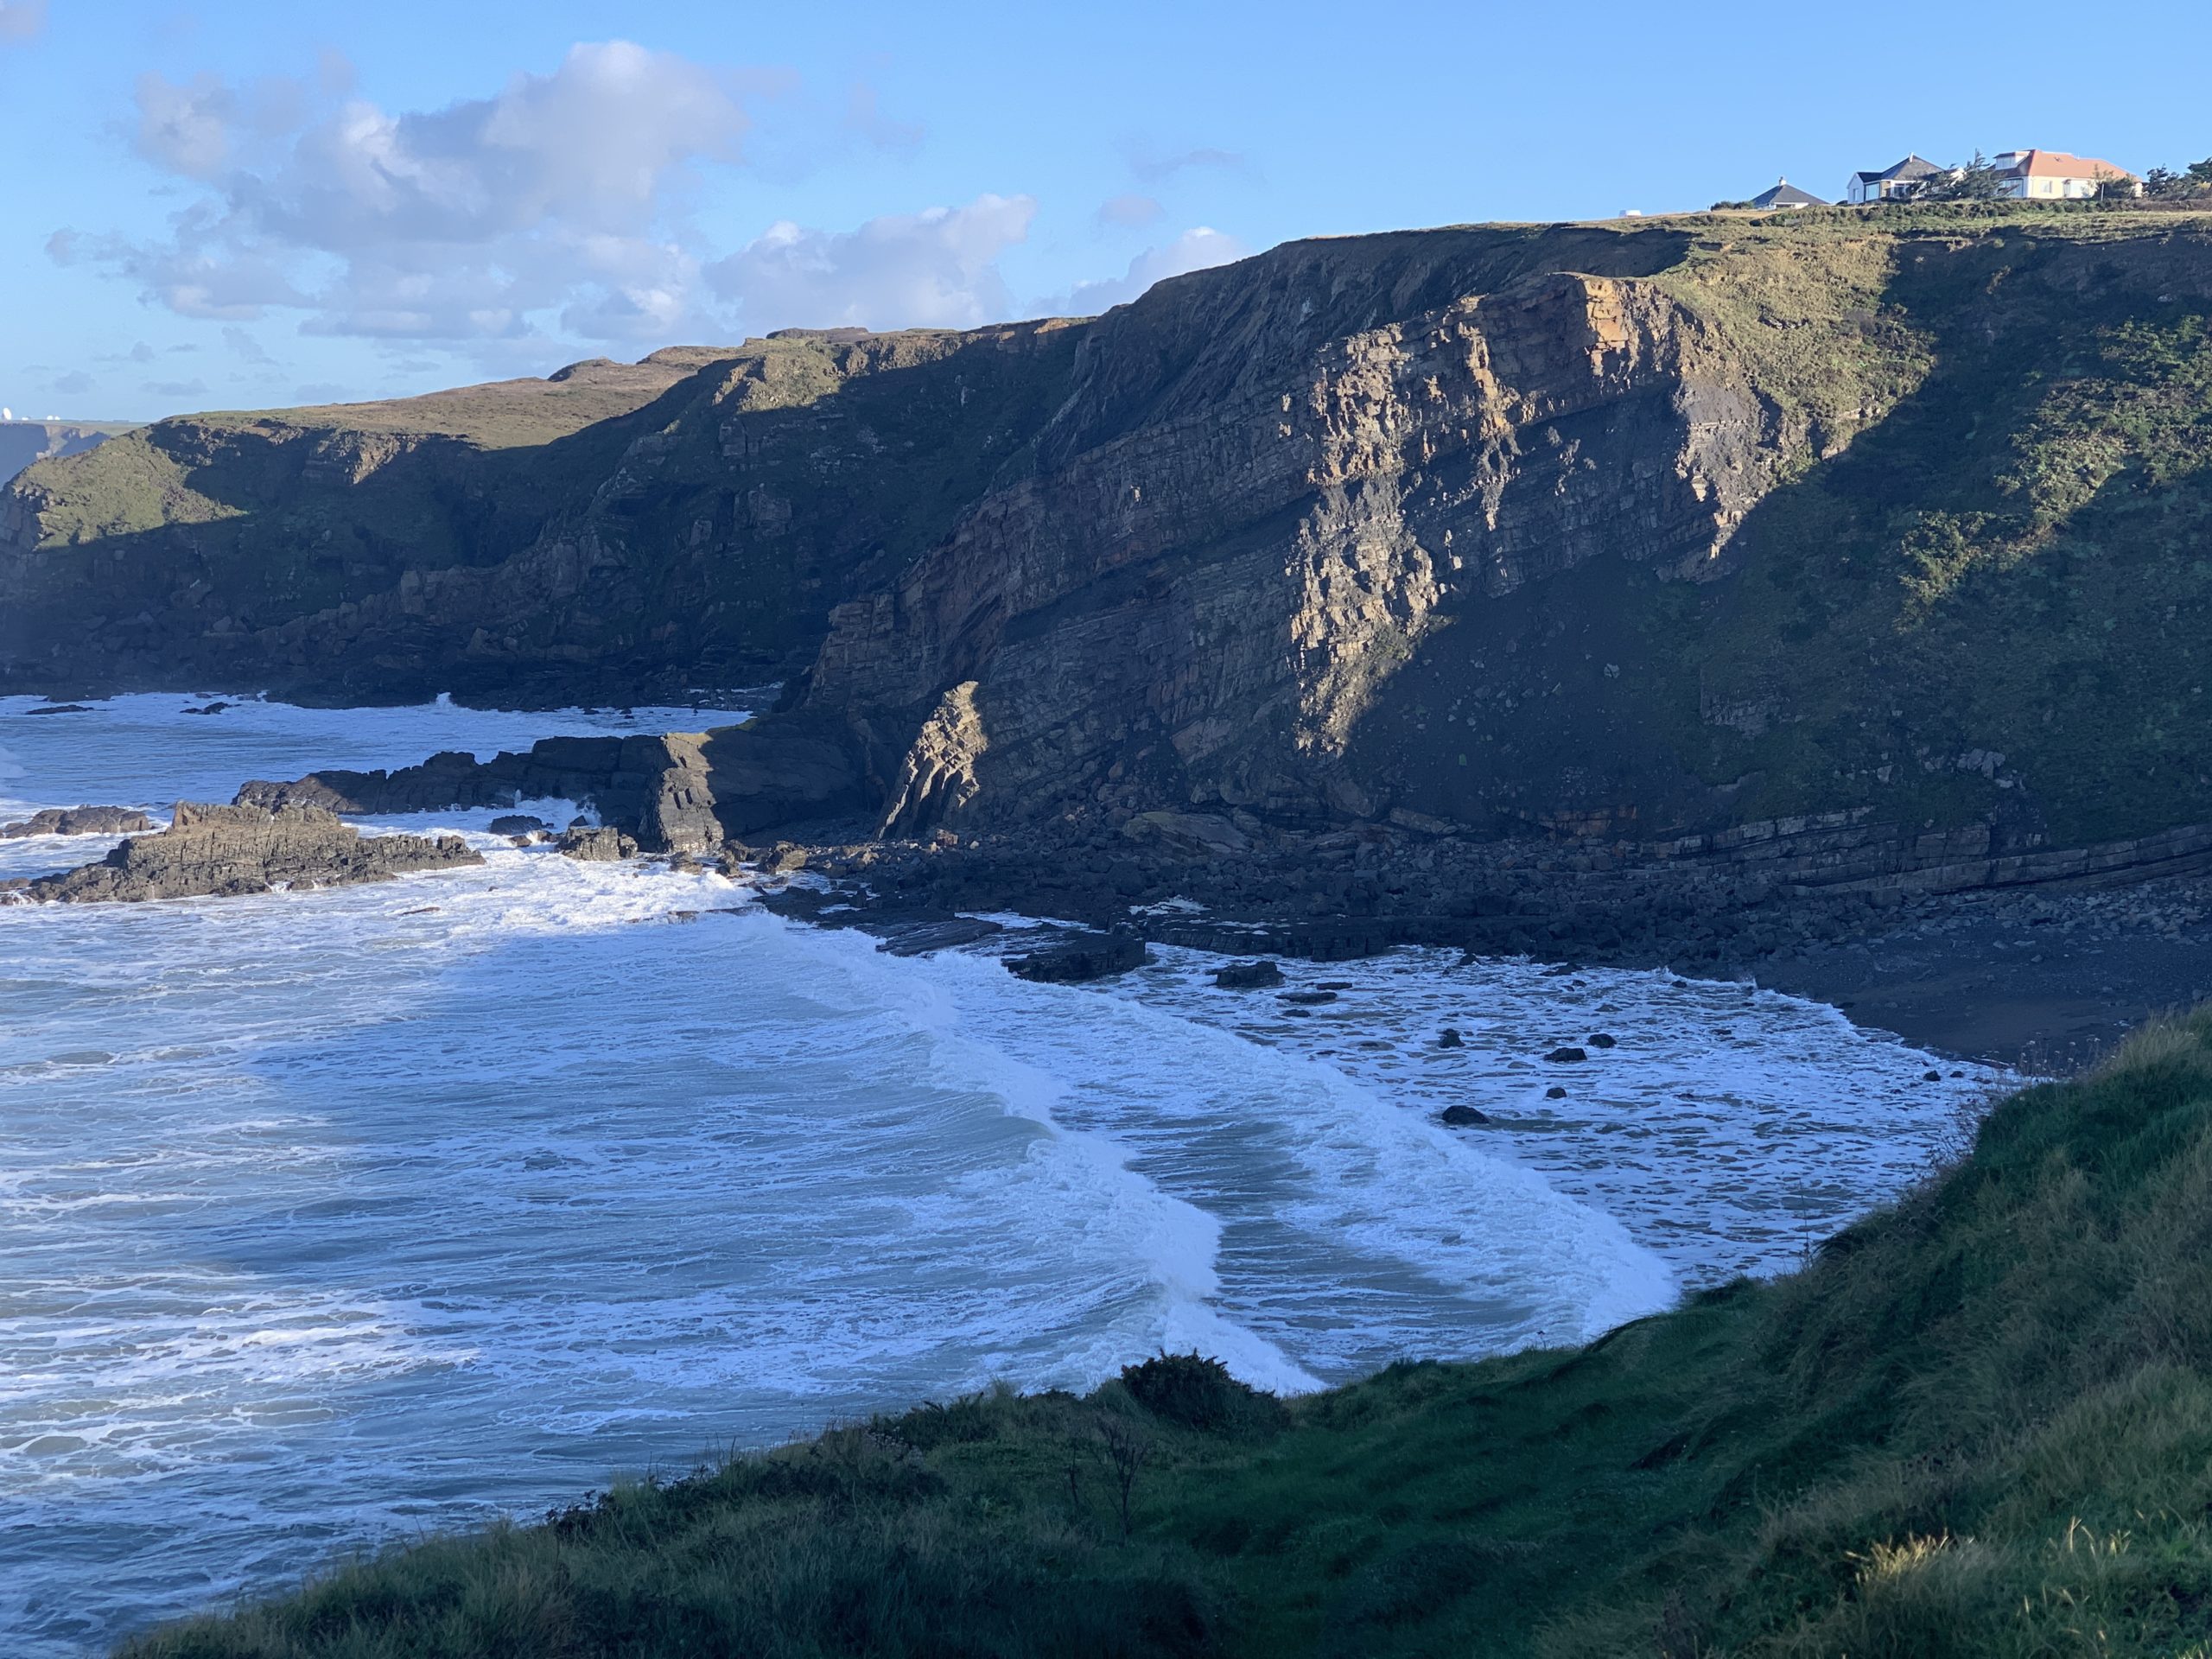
[13,742,2209,1070]
[3,801,481,903]
[736,819,2212,1071]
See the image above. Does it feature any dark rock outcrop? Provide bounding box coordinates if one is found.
[556,826,639,861]
[874,917,1005,957]
[1006,926,1149,983]
[8,802,480,903]
[1,805,153,837]
[1213,959,1285,988]
[233,720,863,855]
[1440,1103,1491,1126]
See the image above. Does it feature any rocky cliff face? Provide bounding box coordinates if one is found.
[0,332,1077,703]
[9,211,2212,852]
[804,236,1803,831]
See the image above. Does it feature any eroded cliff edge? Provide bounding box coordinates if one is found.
[9,210,2212,857]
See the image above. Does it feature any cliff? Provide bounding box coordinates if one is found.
[9,207,2212,852]
[0,418,132,486]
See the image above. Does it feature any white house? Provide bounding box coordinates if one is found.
[1990,149,2139,199]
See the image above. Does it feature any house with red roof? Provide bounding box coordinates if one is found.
[1991,149,2139,200]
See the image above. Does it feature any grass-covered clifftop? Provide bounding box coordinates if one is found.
[122,1009,2212,1656]
[9,206,2212,855]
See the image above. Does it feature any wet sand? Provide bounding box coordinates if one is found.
[1757,876,2212,1071]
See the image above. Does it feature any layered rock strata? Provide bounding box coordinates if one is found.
[8,801,480,902]
[10,214,2212,864]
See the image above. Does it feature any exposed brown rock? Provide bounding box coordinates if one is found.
[10,802,480,903]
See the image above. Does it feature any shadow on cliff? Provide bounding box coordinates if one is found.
[1342,227,2212,847]
[1,327,1083,708]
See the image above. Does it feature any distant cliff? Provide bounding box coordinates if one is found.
[8,207,2212,852]
[0,419,131,487]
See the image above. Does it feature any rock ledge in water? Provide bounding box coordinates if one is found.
[1213,959,1285,989]
[1006,926,1148,983]
[6,802,481,903]
[0,805,154,838]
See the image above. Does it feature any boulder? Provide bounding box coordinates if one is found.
[1279,989,1340,1006]
[1,805,154,838]
[10,802,480,904]
[1587,1032,1618,1048]
[1544,1046,1588,1064]
[1439,1027,1465,1048]
[1007,926,1149,983]
[488,814,550,837]
[1213,959,1285,989]
[556,825,639,862]
[1440,1103,1491,1126]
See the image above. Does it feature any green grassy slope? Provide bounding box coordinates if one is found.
[123,1010,2212,1657]
[1676,218,2212,845]
[1357,207,2212,847]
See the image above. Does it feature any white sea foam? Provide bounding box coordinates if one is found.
[1105,948,2013,1285]
[0,696,1999,1656]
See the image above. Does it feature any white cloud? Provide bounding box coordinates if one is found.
[60,41,749,345]
[0,0,46,44]
[133,71,238,178]
[707,194,1036,332]
[1057,226,1244,315]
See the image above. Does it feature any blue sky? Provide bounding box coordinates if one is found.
[3,0,2207,423]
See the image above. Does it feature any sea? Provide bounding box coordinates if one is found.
[0,693,2012,1656]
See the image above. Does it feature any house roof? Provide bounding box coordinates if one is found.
[1999,148,2135,181]
[1751,179,1829,207]
[1851,155,1943,186]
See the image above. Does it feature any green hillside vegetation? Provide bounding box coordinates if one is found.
[1672,217,2212,844]
[123,1007,2212,1657]
[1365,205,2212,847]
